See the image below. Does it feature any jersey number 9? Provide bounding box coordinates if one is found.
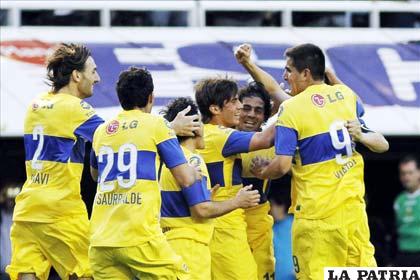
[329,121,353,165]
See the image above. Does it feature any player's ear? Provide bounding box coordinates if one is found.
[302,68,311,81]
[71,69,81,83]
[148,93,154,105]
[209,104,220,115]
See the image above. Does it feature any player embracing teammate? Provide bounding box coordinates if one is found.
[8,41,388,280]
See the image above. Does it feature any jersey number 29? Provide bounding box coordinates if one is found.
[98,143,137,192]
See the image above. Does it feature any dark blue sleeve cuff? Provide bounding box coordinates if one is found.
[74,115,104,142]
[181,180,211,207]
[275,126,298,156]
[222,130,254,157]
[157,138,187,169]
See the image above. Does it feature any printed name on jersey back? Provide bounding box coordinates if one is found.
[95,192,142,206]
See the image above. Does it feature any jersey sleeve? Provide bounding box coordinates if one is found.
[220,129,255,157]
[73,100,104,142]
[356,98,374,133]
[181,179,211,206]
[275,104,298,156]
[155,117,187,169]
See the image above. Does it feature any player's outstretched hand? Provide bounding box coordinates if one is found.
[234,43,252,65]
[170,106,201,137]
[250,156,270,179]
[345,119,362,142]
[234,185,260,208]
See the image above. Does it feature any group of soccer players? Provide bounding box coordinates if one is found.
[6,41,389,280]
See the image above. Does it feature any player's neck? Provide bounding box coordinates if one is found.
[132,106,151,113]
[209,116,230,128]
[181,139,197,153]
[56,84,83,99]
[307,80,324,87]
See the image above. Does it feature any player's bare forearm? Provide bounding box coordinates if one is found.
[359,132,389,153]
[261,161,287,179]
[190,200,238,219]
[190,185,260,219]
[253,155,292,179]
[249,123,275,151]
[241,60,290,114]
[170,163,198,187]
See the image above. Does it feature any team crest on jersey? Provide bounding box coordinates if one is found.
[106,120,119,134]
[311,94,325,107]
[189,155,201,168]
[80,100,92,110]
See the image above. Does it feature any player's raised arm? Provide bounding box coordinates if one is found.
[235,43,291,114]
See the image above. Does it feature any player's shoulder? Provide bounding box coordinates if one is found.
[144,113,168,126]
[332,84,357,98]
[205,123,236,139]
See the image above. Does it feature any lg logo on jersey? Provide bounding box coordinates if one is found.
[311,94,325,107]
[106,120,119,135]
[312,92,345,107]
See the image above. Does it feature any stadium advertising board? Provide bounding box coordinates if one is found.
[1,28,419,136]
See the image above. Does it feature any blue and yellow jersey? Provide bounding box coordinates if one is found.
[90,110,187,247]
[13,92,103,222]
[197,123,254,229]
[275,84,368,219]
[160,146,213,245]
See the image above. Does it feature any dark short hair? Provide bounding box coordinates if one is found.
[195,77,238,123]
[400,155,419,169]
[285,43,325,81]
[46,43,91,93]
[116,67,154,110]
[161,97,199,143]
[239,81,271,122]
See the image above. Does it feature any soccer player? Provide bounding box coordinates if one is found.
[6,43,103,280]
[237,82,276,280]
[89,67,198,280]
[195,77,276,280]
[160,97,261,280]
[251,43,389,279]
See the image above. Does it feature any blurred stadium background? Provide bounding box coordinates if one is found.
[0,0,419,277]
